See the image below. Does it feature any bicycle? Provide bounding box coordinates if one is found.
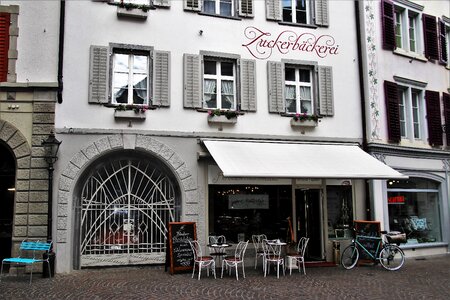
[341,230,405,271]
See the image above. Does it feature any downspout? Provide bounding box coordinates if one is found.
[354,0,371,220]
[57,0,65,104]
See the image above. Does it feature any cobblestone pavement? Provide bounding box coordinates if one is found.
[1,254,449,300]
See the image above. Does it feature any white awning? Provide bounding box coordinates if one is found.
[203,140,407,179]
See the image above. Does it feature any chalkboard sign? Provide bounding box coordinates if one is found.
[354,220,381,260]
[168,222,196,275]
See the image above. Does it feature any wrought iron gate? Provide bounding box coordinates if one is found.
[79,158,177,267]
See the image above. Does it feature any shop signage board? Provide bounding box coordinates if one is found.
[353,220,381,261]
[228,194,269,209]
[167,222,196,275]
[388,195,405,204]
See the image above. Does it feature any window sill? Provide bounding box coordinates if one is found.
[117,7,148,19]
[278,21,317,29]
[114,110,146,120]
[198,12,241,21]
[393,48,427,62]
[290,119,317,127]
[207,115,237,124]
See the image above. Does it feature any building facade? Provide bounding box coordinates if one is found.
[358,0,450,258]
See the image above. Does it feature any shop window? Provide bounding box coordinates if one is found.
[326,185,353,239]
[266,0,329,27]
[387,178,442,245]
[184,0,254,19]
[208,185,291,243]
[88,44,170,108]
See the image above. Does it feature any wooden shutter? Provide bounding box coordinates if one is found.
[315,0,329,27]
[267,61,284,113]
[0,12,10,82]
[239,59,256,112]
[184,0,201,11]
[183,54,202,109]
[425,90,443,146]
[438,19,448,65]
[422,14,439,60]
[443,93,450,146]
[153,0,170,7]
[381,0,396,50]
[88,45,109,104]
[384,81,401,143]
[153,50,170,107]
[239,0,254,18]
[318,66,333,116]
[265,0,282,21]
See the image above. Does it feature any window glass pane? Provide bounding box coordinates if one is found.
[114,54,129,73]
[204,79,217,108]
[408,16,416,52]
[395,11,402,48]
[221,62,234,76]
[204,0,216,14]
[285,67,295,81]
[133,55,148,73]
[285,85,296,113]
[114,87,128,104]
[133,76,147,105]
[204,61,217,75]
[221,80,234,109]
[300,99,311,114]
[295,0,307,24]
[299,69,310,83]
[282,0,292,23]
[220,0,232,16]
[327,186,353,239]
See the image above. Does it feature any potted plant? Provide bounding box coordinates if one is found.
[290,113,319,127]
[114,104,148,120]
[207,109,238,124]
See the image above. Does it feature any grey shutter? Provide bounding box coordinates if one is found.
[239,59,256,112]
[88,45,109,104]
[153,50,170,107]
[153,0,170,7]
[239,0,254,18]
[267,61,284,113]
[183,54,202,109]
[318,66,333,116]
[266,0,282,21]
[184,0,201,11]
[315,0,329,27]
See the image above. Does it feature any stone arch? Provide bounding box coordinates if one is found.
[0,120,31,163]
[56,134,200,246]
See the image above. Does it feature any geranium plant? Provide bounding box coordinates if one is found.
[115,104,148,113]
[292,113,319,122]
[208,109,238,120]
[112,0,151,12]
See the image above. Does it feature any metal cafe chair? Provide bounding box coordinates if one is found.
[188,240,216,280]
[262,239,285,278]
[221,240,249,280]
[286,237,309,275]
[252,234,267,269]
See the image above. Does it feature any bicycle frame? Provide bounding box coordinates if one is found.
[353,235,383,261]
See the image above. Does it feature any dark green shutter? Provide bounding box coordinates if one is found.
[425,90,443,146]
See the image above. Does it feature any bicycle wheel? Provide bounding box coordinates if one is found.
[379,245,405,271]
[341,244,359,270]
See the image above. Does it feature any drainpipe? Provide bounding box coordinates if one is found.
[57,0,65,104]
[354,0,371,220]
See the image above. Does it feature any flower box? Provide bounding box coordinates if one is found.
[117,7,148,19]
[290,119,317,127]
[114,110,146,120]
[208,115,237,124]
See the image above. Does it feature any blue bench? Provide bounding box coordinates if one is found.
[1,240,52,284]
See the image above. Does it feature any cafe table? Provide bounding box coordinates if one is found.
[207,243,232,266]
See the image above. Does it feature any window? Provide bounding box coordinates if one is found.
[112,52,149,105]
[268,61,333,117]
[203,59,236,110]
[183,52,256,112]
[266,0,329,27]
[285,66,313,114]
[88,44,170,108]
[397,86,423,140]
[387,178,442,245]
[439,19,449,66]
[0,6,18,83]
[184,0,253,18]
[393,5,420,54]
[0,12,10,82]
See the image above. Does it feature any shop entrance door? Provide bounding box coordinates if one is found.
[0,143,15,265]
[296,189,323,260]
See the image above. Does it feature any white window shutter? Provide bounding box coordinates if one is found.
[184,0,201,11]
[153,50,170,107]
[315,0,329,26]
[240,59,257,111]
[183,54,202,109]
[265,0,282,21]
[88,45,109,104]
[318,66,334,116]
[239,0,254,18]
[268,61,284,113]
[153,0,170,7]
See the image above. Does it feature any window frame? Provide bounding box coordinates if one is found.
[393,4,421,55]
[202,57,237,110]
[281,0,310,25]
[284,65,314,115]
[397,85,425,141]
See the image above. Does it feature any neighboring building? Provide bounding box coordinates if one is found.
[358,0,450,258]
[0,1,60,262]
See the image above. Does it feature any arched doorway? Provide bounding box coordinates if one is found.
[0,141,15,263]
[75,150,181,267]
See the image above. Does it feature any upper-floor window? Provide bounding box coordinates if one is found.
[268,61,333,117]
[183,52,256,112]
[266,0,329,27]
[88,44,170,108]
[397,86,424,140]
[184,0,253,19]
[0,12,10,82]
[0,6,18,83]
[439,18,449,66]
[203,59,236,110]
[393,5,420,54]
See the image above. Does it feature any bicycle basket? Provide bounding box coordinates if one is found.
[386,232,407,245]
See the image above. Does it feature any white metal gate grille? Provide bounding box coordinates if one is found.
[80,158,176,267]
